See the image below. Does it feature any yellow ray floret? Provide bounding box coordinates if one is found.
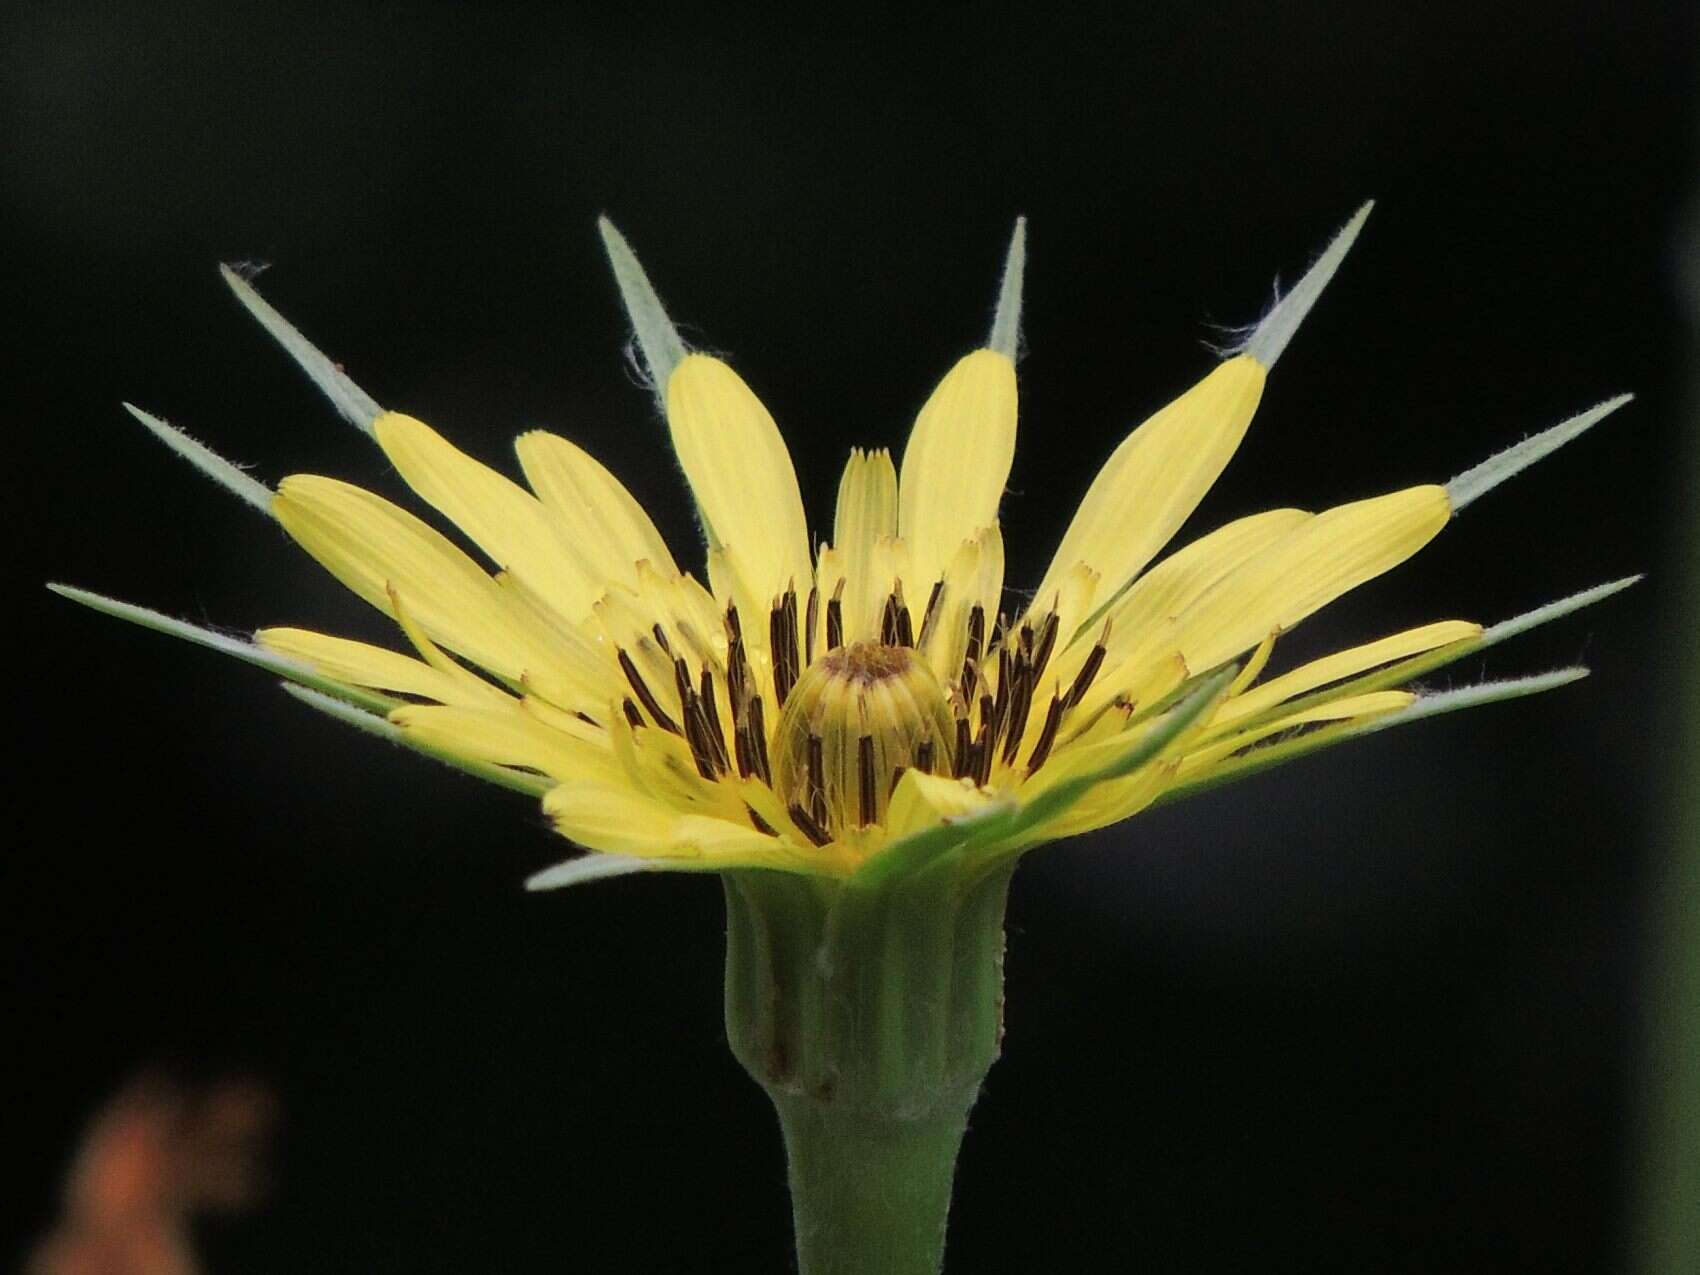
[65,210,1627,890]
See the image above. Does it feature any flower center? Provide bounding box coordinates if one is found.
[770,641,956,841]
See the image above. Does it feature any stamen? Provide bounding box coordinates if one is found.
[1001,651,1036,765]
[1030,611,1060,685]
[651,623,672,654]
[826,580,845,651]
[805,584,820,666]
[770,588,801,707]
[917,580,945,650]
[618,648,681,734]
[673,658,719,779]
[965,605,986,668]
[953,716,972,778]
[788,802,832,847]
[880,586,912,647]
[1026,695,1066,774]
[991,647,1012,741]
[746,804,777,836]
[699,667,728,764]
[1064,639,1108,710]
[734,720,754,779]
[857,735,876,827]
[622,698,644,728]
[972,720,994,786]
[915,739,935,774]
[889,765,908,795]
[748,696,772,785]
[724,601,743,641]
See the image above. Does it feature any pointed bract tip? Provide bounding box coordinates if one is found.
[1446,393,1633,513]
[526,853,655,891]
[597,216,688,395]
[121,401,276,514]
[1481,574,1642,646]
[217,263,384,434]
[1237,201,1374,369]
[1384,666,1590,731]
[987,216,1027,359]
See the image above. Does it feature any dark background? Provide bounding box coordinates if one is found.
[7,2,1696,1271]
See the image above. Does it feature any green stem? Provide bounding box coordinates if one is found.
[722,864,1014,1274]
[773,1093,970,1275]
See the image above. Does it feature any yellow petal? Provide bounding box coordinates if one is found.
[1035,355,1266,610]
[1067,509,1307,723]
[1210,619,1482,732]
[1023,759,1175,842]
[885,769,1005,841]
[257,626,482,705]
[665,355,812,607]
[1171,486,1452,673]
[897,350,1017,589]
[833,448,899,645]
[514,429,678,587]
[273,475,604,701]
[1100,507,1311,650]
[1178,690,1415,775]
[391,703,617,782]
[543,781,823,871]
[373,412,598,627]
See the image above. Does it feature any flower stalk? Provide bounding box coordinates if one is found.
[723,864,1015,1273]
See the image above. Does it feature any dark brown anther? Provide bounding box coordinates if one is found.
[825,594,844,651]
[733,722,754,779]
[991,647,1012,740]
[953,716,972,778]
[978,693,995,743]
[573,710,600,727]
[651,623,672,654]
[917,580,945,649]
[1031,612,1060,684]
[618,649,681,734]
[674,658,719,780]
[888,765,908,796]
[727,635,748,716]
[699,668,727,757]
[770,589,801,707]
[915,739,935,774]
[724,601,743,641]
[958,656,979,702]
[890,582,915,646]
[805,584,820,666]
[746,804,777,836]
[1064,640,1108,710]
[879,591,906,646]
[748,696,772,785]
[697,668,731,773]
[857,735,876,826]
[1018,622,1034,659]
[788,802,832,847]
[965,604,985,668]
[1026,695,1066,774]
[972,719,994,786]
[622,698,644,728]
[1001,653,1036,765]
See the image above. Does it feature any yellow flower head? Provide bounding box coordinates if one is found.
[54,206,1635,890]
